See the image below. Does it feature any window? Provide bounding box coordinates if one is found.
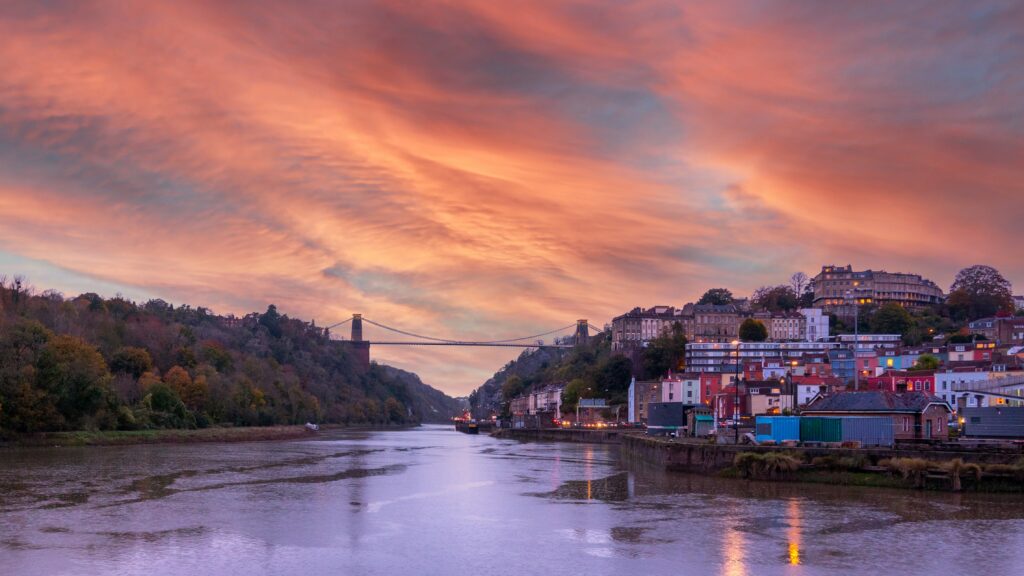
[903,417,910,432]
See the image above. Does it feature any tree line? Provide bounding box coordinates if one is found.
[0,277,460,435]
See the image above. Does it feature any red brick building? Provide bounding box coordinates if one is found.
[865,370,936,394]
[803,391,951,441]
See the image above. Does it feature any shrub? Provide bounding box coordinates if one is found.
[886,457,934,488]
[734,451,803,480]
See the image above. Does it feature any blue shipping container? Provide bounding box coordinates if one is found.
[755,416,801,443]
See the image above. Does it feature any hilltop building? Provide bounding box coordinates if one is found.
[811,265,944,318]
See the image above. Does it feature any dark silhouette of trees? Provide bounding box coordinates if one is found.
[0,279,460,436]
[698,288,734,306]
[948,265,1014,320]
[739,318,768,342]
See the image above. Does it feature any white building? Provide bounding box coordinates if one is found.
[835,333,901,350]
[1014,295,1024,311]
[528,385,564,418]
[799,308,829,342]
[685,341,838,373]
[662,374,701,404]
[934,370,990,408]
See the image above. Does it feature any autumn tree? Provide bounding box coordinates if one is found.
[0,320,64,432]
[948,265,1014,320]
[110,347,153,379]
[34,334,116,429]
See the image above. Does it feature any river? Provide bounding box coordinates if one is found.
[2,425,1024,575]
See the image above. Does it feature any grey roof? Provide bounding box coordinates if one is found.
[804,391,949,414]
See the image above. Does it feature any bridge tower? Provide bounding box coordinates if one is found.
[575,319,589,346]
[348,313,371,373]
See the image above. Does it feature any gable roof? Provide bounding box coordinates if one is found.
[803,391,950,414]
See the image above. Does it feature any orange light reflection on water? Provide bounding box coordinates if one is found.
[787,497,802,565]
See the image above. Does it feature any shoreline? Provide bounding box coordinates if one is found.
[0,423,429,449]
[493,428,1024,493]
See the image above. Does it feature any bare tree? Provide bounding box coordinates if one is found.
[790,272,809,296]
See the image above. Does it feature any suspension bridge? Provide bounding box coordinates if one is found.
[322,314,605,370]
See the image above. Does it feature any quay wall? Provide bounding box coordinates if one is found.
[490,428,625,444]
[620,435,1024,473]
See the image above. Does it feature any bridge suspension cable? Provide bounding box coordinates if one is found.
[323,317,354,331]
[359,317,581,345]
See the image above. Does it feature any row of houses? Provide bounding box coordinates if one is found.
[611,305,830,353]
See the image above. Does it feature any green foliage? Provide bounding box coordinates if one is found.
[642,322,687,379]
[913,353,941,371]
[0,280,460,435]
[110,347,154,379]
[35,335,117,430]
[593,355,633,405]
[698,288,734,306]
[870,302,913,338]
[501,374,526,402]
[739,318,768,342]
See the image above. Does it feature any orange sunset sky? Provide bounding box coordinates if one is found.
[1,1,1022,395]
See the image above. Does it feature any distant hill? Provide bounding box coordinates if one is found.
[377,365,465,423]
[469,333,631,418]
[0,276,461,434]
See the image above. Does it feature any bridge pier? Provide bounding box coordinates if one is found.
[347,313,371,373]
[575,319,589,346]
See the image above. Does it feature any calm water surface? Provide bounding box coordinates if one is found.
[2,426,1024,575]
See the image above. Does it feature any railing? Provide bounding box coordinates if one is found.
[952,374,1024,394]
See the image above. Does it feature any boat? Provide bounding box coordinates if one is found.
[454,417,479,434]
[305,422,320,432]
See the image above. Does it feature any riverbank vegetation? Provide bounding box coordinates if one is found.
[730,449,1024,492]
[469,323,688,418]
[0,277,462,437]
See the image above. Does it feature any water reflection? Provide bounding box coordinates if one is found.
[787,498,802,566]
[4,427,1024,576]
[723,507,747,576]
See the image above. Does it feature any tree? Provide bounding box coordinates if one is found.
[870,303,913,338]
[949,265,1014,320]
[642,322,687,379]
[913,354,940,371]
[698,288,734,306]
[501,374,526,402]
[110,347,153,379]
[593,355,634,404]
[790,272,809,297]
[34,335,115,429]
[739,319,768,342]
[561,378,592,411]
[259,304,283,338]
[751,285,799,312]
[0,320,64,432]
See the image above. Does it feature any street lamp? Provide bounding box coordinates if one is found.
[732,339,742,444]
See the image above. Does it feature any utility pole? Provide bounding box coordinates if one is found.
[846,290,860,391]
[733,339,742,444]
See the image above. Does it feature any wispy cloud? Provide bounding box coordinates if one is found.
[0,1,1021,394]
